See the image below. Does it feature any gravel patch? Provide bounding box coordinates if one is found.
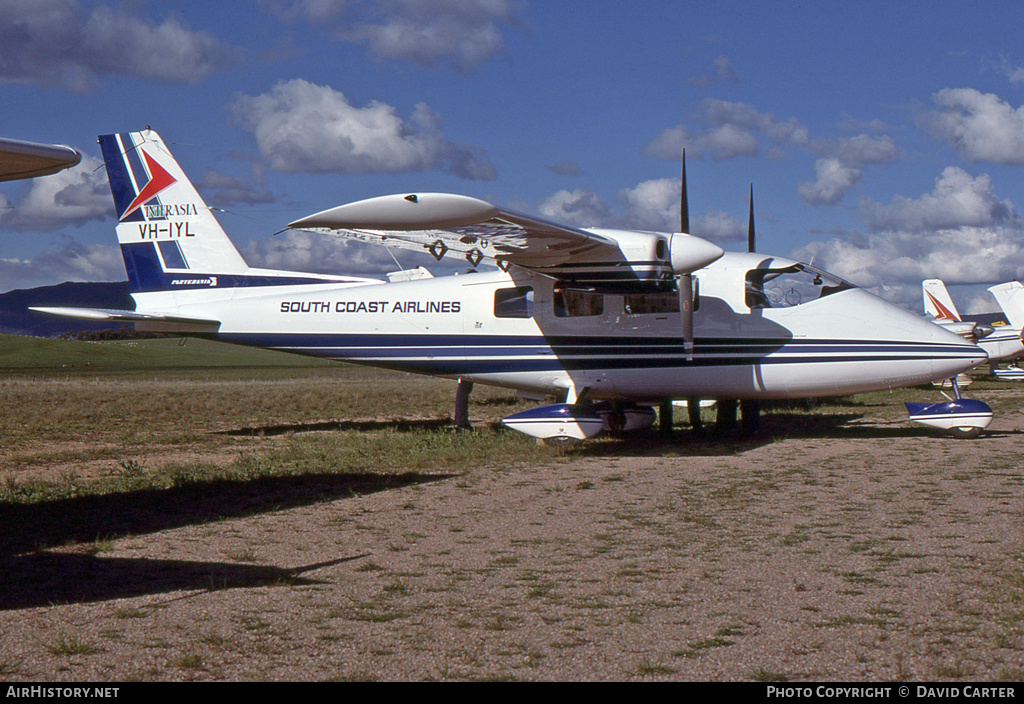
[2,399,1024,681]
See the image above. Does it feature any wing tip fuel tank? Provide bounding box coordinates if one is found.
[289,193,500,231]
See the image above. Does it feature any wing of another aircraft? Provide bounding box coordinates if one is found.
[289,192,724,293]
[0,137,82,182]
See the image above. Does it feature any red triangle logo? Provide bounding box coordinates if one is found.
[121,150,177,220]
[926,291,959,321]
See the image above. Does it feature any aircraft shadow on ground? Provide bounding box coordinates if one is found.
[220,417,453,437]
[0,553,366,611]
[562,411,1021,457]
[0,471,451,560]
[532,412,865,458]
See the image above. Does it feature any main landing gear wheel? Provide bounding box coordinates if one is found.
[948,426,982,440]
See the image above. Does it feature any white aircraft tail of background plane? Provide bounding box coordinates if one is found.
[33,129,993,440]
[922,278,986,342]
[923,278,963,322]
[988,281,1024,330]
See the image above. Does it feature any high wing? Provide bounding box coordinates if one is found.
[0,137,81,182]
[289,192,724,293]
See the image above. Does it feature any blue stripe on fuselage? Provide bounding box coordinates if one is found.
[214,331,980,376]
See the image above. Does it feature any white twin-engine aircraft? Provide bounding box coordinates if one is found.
[34,129,993,441]
[923,278,1024,367]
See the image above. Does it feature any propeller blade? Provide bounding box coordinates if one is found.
[680,149,689,234]
[677,150,697,361]
[747,184,755,254]
[677,272,694,361]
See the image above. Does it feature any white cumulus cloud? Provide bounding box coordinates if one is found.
[0,238,125,290]
[537,188,617,228]
[538,180,684,232]
[796,225,1024,307]
[797,158,864,206]
[266,0,520,71]
[618,178,683,231]
[647,100,902,206]
[1,155,112,231]
[535,178,744,243]
[794,163,1023,308]
[923,88,1024,164]
[860,166,1014,232]
[0,0,236,92]
[230,79,496,179]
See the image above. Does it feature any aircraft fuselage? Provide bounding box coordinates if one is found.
[134,251,986,403]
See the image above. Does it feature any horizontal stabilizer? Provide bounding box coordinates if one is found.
[30,307,220,333]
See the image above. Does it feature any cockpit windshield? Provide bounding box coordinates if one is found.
[745,263,854,309]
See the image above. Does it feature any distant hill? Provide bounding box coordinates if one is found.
[0,281,132,338]
[966,312,1010,327]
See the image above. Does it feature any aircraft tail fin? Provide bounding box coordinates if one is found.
[923,279,961,321]
[98,129,251,293]
[988,281,1024,331]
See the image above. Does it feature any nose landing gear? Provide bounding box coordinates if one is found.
[906,378,992,439]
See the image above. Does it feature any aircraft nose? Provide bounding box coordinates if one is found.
[867,297,990,383]
[969,345,989,367]
[931,323,988,376]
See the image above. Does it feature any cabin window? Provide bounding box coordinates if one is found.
[553,288,603,317]
[623,292,680,315]
[494,286,535,318]
[745,263,853,309]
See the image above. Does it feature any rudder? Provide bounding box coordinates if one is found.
[988,281,1024,331]
[98,129,250,292]
[923,279,961,321]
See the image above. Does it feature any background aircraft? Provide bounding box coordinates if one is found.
[922,278,1024,370]
[34,129,992,442]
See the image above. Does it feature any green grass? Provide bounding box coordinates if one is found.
[46,633,101,656]
[0,333,566,559]
[2,332,1021,554]
[0,333,339,377]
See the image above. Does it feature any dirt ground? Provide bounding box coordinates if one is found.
[2,390,1024,682]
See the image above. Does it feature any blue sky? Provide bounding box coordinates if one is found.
[3,0,1024,313]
